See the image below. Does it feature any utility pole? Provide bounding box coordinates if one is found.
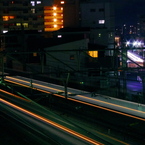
[122,46,127,98]
[0,35,5,82]
[64,72,70,99]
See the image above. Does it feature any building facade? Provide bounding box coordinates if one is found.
[44,5,63,31]
[0,0,44,33]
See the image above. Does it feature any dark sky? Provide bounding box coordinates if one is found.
[113,0,145,26]
[43,0,145,26]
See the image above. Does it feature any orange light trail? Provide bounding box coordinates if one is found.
[1,98,103,145]
[4,78,145,121]
[68,97,145,121]
[0,89,30,102]
[77,95,145,114]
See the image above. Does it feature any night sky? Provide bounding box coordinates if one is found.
[43,0,145,26]
[113,0,145,26]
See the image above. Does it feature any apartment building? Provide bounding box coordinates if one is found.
[0,0,44,33]
[44,5,63,32]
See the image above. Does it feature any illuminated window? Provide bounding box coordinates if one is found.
[99,20,105,24]
[54,19,57,22]
[57,35,62,38]
[54,24,57,28]
[23,23,28,27]
[33,52,37,56]
[88,51,98,58]
[9,16,14,19]
[98,33,101,37]
[3,16,9,21]
[60,1,65,4]
[36,1,41,4]
[2,16,14,21]
[53,13,57,16]
[3,30,8,33]
[31,8,35,13]
[31,1,35,6]
[16,23,21,26]
[53,7,57,10]
[61,7,63,10]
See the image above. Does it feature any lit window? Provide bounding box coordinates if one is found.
[3,30,8,33]
[98,33,101,37]
[61,7,63,10]
[54,25,57,28]
[2,16,14,21]
[99,20,105,24]
[53,13,57,16]
[54,19,57,22]
[23,23,28,27]
[9,16,14,19]
[33,53,37,56]
[16,23,21,26]
[60,1,65,4]
[3,16,9,21]
[36,1,41,4]
[88,51,98,58]
[58,35,62,38]
[30,1,35,6]
[53,7,57,10]
[31,8,35,13]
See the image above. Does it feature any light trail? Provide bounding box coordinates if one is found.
[77,95,145,114]
[4,76,145,121]
[0,89,30,102]
[5,76,64,93]
[68,97,145,121]
[127,51,144,62]
[1,98,103,145]
[6,76,29,84]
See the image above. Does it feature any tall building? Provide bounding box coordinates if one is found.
[0,0,44,33]
[53,0,80,28]
[53,0,114,29]
[44,5,63,31]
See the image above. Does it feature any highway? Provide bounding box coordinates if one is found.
[4,75,145,121]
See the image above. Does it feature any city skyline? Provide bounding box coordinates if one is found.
[43,0,145,26]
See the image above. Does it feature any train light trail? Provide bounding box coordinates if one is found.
[127,51,144,62]
[1,98,103,145]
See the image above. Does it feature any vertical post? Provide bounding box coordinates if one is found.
[1,54,4,82]
[142,76,145,103]
[64,73,70,99]
[41,52,44,73]
[122,47,127,97]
